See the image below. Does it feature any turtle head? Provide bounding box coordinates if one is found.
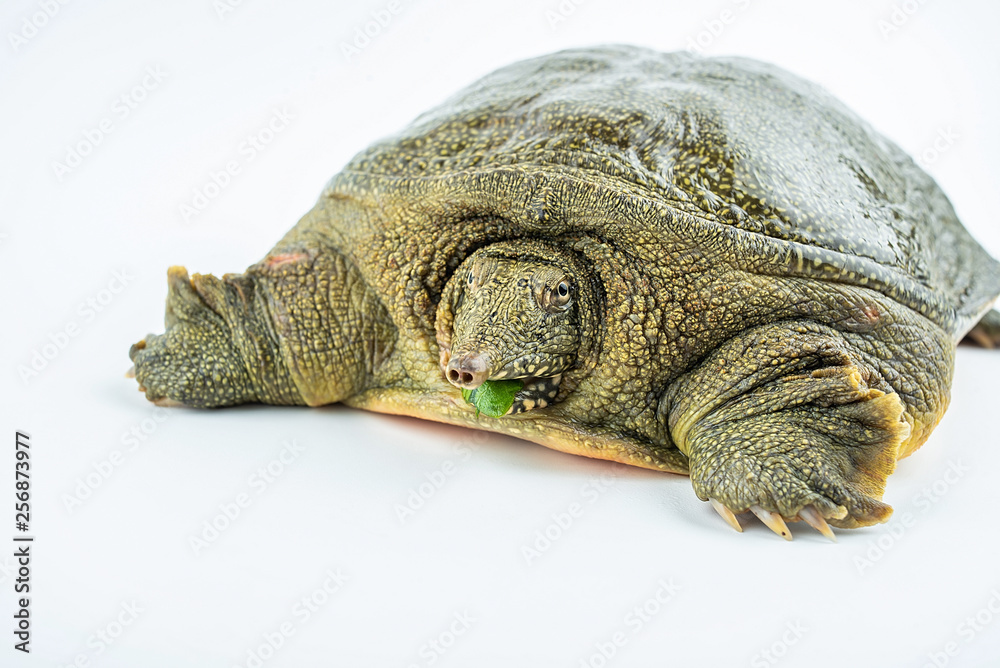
[437,242,595,401]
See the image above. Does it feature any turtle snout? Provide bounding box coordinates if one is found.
[445,352,491,389]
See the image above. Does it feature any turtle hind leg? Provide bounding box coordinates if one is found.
[962,309,1000,348]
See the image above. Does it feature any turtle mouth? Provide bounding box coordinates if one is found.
[442,351,574,391]
[486,353,575,382]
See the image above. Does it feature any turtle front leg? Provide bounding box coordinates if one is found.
[130,246,395,408]
[663,321,917,540]
[129,266,302,407]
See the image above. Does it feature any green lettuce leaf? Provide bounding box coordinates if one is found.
[461,379,524,418]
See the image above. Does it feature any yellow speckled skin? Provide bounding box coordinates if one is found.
[130,46,1000,529]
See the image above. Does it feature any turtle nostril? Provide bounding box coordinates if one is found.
[444,351,491,389]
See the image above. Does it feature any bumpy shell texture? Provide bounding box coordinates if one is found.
[335,45,1000,337]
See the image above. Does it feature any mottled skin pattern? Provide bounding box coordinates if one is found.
[130,46,1000,537]
[437,241,590,415]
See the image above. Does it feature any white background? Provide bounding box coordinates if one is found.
[2,1,999,666]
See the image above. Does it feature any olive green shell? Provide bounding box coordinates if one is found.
[333,45,1000,337]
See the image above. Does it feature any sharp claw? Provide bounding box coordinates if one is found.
[829,505,849,520]
[709,498,743,533]
[750,505,792,541]
[152,397,187,407]
[125,365,136,379]
[799,506,837,542]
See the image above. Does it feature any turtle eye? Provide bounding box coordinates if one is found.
[467,271,475,287]
[544,279,572,311]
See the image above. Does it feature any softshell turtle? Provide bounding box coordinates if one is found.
[129,46,1000,539]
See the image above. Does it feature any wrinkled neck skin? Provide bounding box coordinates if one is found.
[435,239,602,409]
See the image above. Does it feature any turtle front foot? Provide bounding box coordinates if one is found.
[708,499,838,542]
[129,267,257,408]
[129,266,301,408]
[665,321,915,541]
[683,367,909,541]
